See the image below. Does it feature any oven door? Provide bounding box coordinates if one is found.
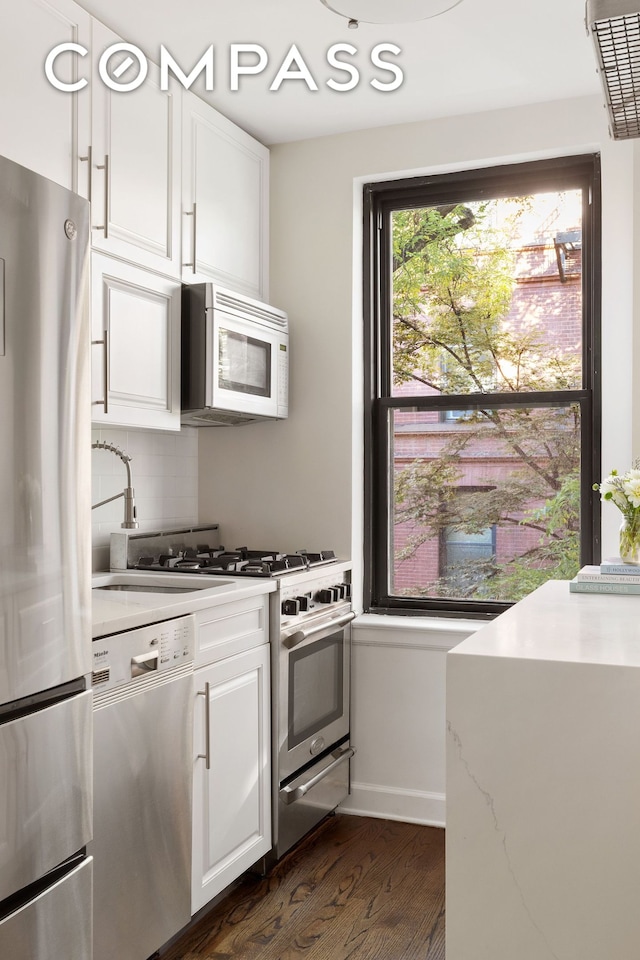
[208,310,287,419]
[278,608,354,783]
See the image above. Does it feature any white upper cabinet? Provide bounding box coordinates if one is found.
[182,92,269,300]
[4,3,271,430]
[0,0,90,192]
[91,253,181,431]
[87,21,182,277]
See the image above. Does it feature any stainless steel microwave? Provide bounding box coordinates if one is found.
[181,283,288,426]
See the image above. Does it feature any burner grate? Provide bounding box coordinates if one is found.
[133,546,337,577]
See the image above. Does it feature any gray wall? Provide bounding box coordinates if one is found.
[198,94,638,823]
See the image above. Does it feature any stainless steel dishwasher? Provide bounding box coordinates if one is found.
[91,615,195,960]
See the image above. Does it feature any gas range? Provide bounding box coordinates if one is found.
[109,525,342,581]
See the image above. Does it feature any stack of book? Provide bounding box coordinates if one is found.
[569,559,640,595]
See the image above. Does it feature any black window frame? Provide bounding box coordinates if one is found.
[363,154,602,620]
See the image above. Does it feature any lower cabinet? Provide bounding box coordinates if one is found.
[191,642,271,914]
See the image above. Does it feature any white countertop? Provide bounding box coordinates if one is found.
[446,578,640,960]
[448,578,640,668]
[92,571,276,638]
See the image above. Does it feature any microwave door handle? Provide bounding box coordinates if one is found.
[282,611,355,650]
[280,746,355,805]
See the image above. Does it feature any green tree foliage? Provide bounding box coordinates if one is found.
[392,200,581,603]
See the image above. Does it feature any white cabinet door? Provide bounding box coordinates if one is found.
[0,0,90,192]
[182,92,269,299]
[91,253,180,430]
[89,20,182,277]
[192,644,271,913]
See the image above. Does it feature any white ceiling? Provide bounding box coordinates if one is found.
[79,0,603,145]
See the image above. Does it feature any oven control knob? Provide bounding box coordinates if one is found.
[315,589,333,603]
[341,582,352,599]
[332,584,347,599]
[282,598,300,616]
[295,596,310,611]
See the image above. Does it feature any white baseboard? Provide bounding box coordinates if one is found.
[338,781,446,827]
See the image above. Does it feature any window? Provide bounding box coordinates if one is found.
[440,488,497,594]
[444,524,495,571]
[364,156,601,618]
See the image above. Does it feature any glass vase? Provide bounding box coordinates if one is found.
[619,515,640,565]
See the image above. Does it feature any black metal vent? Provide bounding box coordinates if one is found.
[587,0,640,139]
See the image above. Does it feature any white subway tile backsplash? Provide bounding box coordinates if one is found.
[143,498,168,521]
[91,445,120,476]
[176,475,198,500]
[175,431,198,458]
[138,454,167,478]
[168,496,198,520]
[174,455,198,479]
[94,483,123,523]
[91,426,199,571]
[133,475,165,500]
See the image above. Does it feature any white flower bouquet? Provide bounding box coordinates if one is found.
[594,459,640,563]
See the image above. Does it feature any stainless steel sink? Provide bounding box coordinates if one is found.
[94,583,205,594]
[92,573,238,595]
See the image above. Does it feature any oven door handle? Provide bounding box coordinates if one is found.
[282,611,355,649]
[279,745,355,805]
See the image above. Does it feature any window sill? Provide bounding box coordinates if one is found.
[352,612,482,652]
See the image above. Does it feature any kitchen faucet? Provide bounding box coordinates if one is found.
[91,442,139,528]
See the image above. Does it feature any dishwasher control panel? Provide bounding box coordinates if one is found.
[92,615,195,690]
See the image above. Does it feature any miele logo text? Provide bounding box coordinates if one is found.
[44,42,404,93]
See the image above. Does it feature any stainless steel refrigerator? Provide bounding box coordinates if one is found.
[0,155,93,957]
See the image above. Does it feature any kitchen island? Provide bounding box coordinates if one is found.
[446,579,640,960]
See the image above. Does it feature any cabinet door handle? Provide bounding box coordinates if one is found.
[197,680,211,770]
[183,203,197,274]
[91,330,109,414]
[79,145,92,202]
[93,154,110,238]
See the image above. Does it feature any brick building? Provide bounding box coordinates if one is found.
[391,200,582,599]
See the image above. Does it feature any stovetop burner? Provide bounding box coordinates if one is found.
[134,546,337,578]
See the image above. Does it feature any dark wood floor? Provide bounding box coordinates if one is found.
[162,815,445,960]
